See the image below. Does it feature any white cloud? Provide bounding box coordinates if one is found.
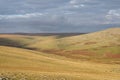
[72,4,85,8]
[0,13,43,19]
[69,0,85,8]
[108,10,120,16]
[69,0,77,4]
[105,9,120,24]
[80,4,85,7]
[69,0,90,4]
[73,5,80,8]
[105,9,120,20]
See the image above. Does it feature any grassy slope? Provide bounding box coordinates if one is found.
[0,28,119,51]
[0,28,120,62]
[0,46,120,80]
[0,28,120,80]
[57,28,120,61]
[61,28,120,50]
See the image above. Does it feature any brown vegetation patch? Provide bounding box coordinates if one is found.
[105,53,120,58]
[68,50,94,56]
[41,49,94,57]
[40,49,95,60]
[84,42,97,45]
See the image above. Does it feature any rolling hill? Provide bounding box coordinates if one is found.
[0,28,119,62]
[0,28,120,80]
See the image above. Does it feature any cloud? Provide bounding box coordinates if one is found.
[69,0,77,4]
[0,0,120,33]
[105,9,120,24]
[106,9,120,17]
[69,0,90,4]
[0,13,43,19]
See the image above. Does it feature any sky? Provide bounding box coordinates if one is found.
[0,0,120,33]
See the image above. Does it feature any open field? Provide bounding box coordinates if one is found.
[0,28,120,80]
[0,46,120,80]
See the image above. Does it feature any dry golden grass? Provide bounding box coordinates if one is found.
[0,28,119,51]
[0,46,120,80]
[0,28,120,80]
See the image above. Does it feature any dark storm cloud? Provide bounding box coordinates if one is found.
[0,0,120,33]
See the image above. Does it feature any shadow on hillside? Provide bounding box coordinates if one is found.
[0,38,37,50]
[0,38,25,48]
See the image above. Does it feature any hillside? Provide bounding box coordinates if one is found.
[0,28,120,63]
[56,28,120,60]
[0,46,120,80]
[61,28,120,50]
[0,28,120,80]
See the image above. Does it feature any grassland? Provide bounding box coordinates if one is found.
[0,28,120,80]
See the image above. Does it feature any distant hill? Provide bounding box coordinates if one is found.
[0,33,86,37]
[0,28,120,63]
